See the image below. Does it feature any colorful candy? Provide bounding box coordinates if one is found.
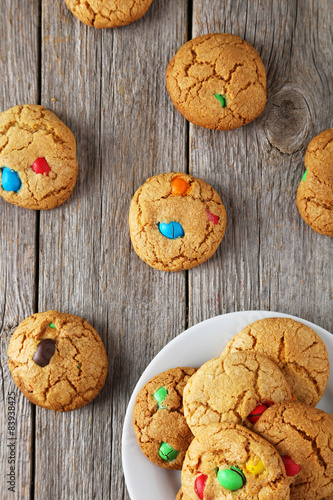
[216,466,246,491]
[153,386,168,408]
[302,170,307,182]
[246,458,265,475]
[158,221,184,239]
[1,167,21,192]
[158,442,179,461]
[171,177,189,195]
[194,473,207,499]
[49,323,56,329]
[248,404,269,424]
[33,339,56,367]
[32,157,51,175]
[282,456,301,476]
[214,94,227,108]
[206,209,219,225]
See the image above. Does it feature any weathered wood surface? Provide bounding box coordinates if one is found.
[0,0,332,499]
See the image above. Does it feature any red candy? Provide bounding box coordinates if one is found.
[194,473,207,499]
[282,456,301,476]
[32,157,51,175]
[248,404,269,424]
[206,209,219,225]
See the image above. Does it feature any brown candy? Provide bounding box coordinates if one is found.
[33,339,56,367]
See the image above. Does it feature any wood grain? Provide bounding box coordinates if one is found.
[189,0,333,331]
[0,2,40,499]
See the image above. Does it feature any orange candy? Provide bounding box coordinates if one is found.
[171,177,189,195]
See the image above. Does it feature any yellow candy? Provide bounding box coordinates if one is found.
[246,458,265,475]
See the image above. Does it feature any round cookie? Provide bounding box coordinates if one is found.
[181,423,290,499]
[0,105,78,210]
[64,0,153,28]
[7,311,108,411]
[166,33,266,131]
[132,367,196,470]
[128,172,227,271]
[221,317,329,406]
[254,401,333,499]
[183,351,292,437]
[297,128,333,236]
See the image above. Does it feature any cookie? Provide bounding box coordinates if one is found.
[175,488,184,500]
[183,351,292,436]
[181,422,290,499]
[253,400,333,499]
[7,311,108,411]
[0,105,78,210]
[128,172,227,271]
[132,367,196,469]
[64,0,153,28]
[166,33,266,130]
[221,317,329,406]
[297,128,333,236]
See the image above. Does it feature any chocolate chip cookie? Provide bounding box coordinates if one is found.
[166,33,266,130]
[133,367,196,469]
[7,311,108,411]
[0,104,78,210]
[128,172,227,271]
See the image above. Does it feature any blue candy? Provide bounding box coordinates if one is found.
[1,167,21,192]
[158,221,184,239]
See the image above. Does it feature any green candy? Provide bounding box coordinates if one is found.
[158,442,179,462]
[49,323,56,329]
[214,94,227,107]
[216,466,246,491]
[153,387,168,408]
[302,170,308,182]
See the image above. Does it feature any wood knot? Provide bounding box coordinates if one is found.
[264,85,311,154]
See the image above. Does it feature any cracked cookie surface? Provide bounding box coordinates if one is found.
[128,172,227,271]
[64,0,153,28]
[166,33,266,130]
[297,128,333,236]
[7,311,108,411]
[132,367,196,469]
[254,401,333,499]
[181,423,290,499]
[0,104,78,210]
[183,351,292,437]
[221,317,329,406]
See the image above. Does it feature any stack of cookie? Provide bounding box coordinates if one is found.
[132,317,333,499]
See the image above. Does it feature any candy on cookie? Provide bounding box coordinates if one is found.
[0,104,78,210]
[128,172,227,271]
[166,33,266,130]
[7,311,108,411]
[296,128,333,236]
[132,367,196,469]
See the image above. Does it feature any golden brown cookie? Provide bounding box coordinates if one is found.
[297,128,333,236]
[221,317,329,406]
[175,487,184,499]
[132,367,196,470]
[253,401,333,499]
[128,172,227,271]
[181,423,290,499]
[0,105,78,210]
[64,0,153,28]
[166,33,266,130]
[183,351,292,436]
[7,311,108,411]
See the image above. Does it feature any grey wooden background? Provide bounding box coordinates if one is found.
[0,0,332,499]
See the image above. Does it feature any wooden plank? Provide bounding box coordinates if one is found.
[36,1,188,499]
[189,0,333,332]
[0,1,39,499]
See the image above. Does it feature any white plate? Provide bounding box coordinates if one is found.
[122,311,333,500]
